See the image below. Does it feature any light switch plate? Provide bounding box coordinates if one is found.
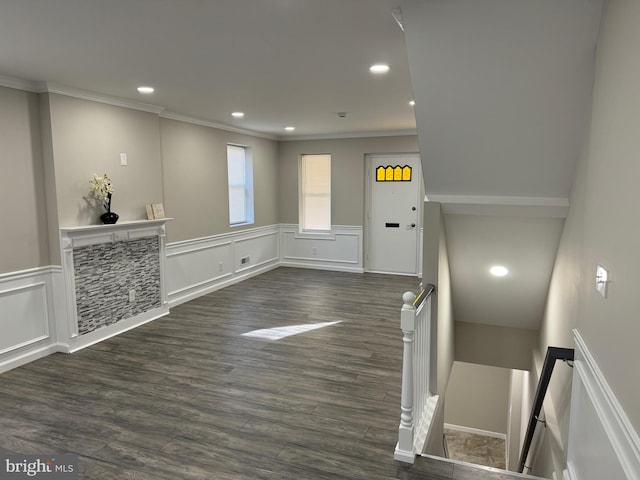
[120,153,128,166]
[596,264,609,298]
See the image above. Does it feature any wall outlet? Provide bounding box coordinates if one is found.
[312,247,317,255]
[219,262,223,272]
[128,288,136,302]
[120,153,128,166]
[241,256,250,265]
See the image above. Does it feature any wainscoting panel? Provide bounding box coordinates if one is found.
[280,224,363,273]
[166,240,233,297]
[564,330,640,480]
[166,225,280,307]
[234,230,280,273]
[0,267,59,373]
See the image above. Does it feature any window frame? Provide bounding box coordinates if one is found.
[227,144,254,227]
[299,153,332,234]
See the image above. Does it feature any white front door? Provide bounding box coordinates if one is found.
[366,154,422,275]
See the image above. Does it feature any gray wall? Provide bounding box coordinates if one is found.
[0,87,49,273]
[46,94,164,227]
[278,136,419,225]
[535,0,640,475]
[455,321,537,371]
[422,202,456,456]
[445,361,510,434]
[160,118,279,243]
[1,87,414,269]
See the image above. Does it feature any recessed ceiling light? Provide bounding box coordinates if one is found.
[409,100,415,106]
[369,64,390,74]
[490,265,509,277]
[285,126,295,131]
[231,112,245,118]
[137,86,154,94]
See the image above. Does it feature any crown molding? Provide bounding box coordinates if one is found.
[44,83,165,114]
[278,128,418,142]
[0,74,44,92]
[428,195,570,218]
[0,73,415,142]
[160,112,277,140]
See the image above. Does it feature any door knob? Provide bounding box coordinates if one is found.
[411,223,416,228]
[411,206,416,211]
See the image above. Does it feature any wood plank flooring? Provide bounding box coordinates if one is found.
[0,267,531,479]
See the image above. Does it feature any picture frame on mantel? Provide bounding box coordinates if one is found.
[146,203,165,220]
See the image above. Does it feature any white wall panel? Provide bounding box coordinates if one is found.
[166,225,280,306]
[234,231,279,273]
[0,267,59,373]
[0,283,48,354]
[564,330,640,480]
[280,225,362,272]
[167,241,233,295]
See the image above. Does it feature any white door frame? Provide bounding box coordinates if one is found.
[364,153,423,275]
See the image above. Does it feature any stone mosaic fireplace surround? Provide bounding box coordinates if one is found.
[58,219,170,352]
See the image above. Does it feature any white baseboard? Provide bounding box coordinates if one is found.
[58,306,170,353]
[444,423,507,440]
[566,330,640,480]
[168,262,279,307]
[280,261,364,274]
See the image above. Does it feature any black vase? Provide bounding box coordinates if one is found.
[100,211,119,224]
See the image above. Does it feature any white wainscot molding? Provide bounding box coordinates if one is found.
[564,330,640,480]
[166,225,280,307]
[58,219,172,353]
[0,266,61,373]
[280,224,363,273]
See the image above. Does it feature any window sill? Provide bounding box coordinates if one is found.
[230,222,254,228]
[294,229,336,240]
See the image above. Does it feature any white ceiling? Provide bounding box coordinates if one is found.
[400,0,603,332]
[0,0,415,139]
[444,214,564,330]
[402,0,603,199]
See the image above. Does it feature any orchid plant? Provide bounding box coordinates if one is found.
[88,173,114,212]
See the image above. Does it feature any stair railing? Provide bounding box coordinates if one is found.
[394,284,438,464]
[518,346,575,473]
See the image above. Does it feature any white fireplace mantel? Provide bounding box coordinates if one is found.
[58,218,172,353]
[60,218,173,249]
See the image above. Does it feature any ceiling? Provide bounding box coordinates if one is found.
[403,0,603,199]
[401,0,603,331]
[0,0,415,139]
[444,214,564,330]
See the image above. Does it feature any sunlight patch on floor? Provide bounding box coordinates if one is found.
[241,321,342,340]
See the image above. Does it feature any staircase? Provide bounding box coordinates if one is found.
[410,454,548,480]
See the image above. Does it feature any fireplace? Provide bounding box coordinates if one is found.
[58,219,170,352]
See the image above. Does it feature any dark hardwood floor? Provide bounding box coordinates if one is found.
[0,268,529,479]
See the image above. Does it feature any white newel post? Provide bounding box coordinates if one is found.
[395,291,417,463]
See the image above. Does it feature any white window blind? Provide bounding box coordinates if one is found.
[300,154,331,231]
[227,145,254,225]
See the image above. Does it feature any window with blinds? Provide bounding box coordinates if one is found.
[227,145,254,226]
[299,154,331,232]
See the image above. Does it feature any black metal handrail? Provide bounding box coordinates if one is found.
[518,346,574,473]
[413,283,435,308]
